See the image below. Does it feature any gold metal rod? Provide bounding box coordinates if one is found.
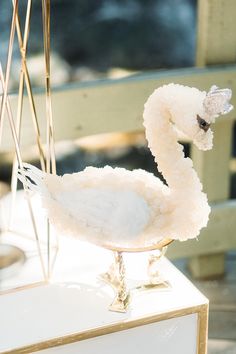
[42,0,51,279]
[42,0,56,175]
[9,76,24,228]
[23,66,46,169]
[0,0,19,143]
[9,1,48,279]
[0,64,47,280]
[42,0,57,278]
[0,0,52,281]
[22,0,31,49]
[14,0,32,140]
[10,0,46,229]
[0,73,5,145]
[0,68,21,166]
[15,1,46,171]
[10,0,33,228]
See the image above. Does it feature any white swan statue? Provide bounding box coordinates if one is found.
[18,83,233,312]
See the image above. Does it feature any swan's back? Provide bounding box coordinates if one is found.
[22,165,169,249]
[51,187,150,243]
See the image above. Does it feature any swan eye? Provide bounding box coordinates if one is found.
[197,115,210,132]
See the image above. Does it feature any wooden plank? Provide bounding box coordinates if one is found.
[192,117,233,202]
[208,340,236,354]
[192,0,236,278]
[196,0,236,66]
[1,66,236,153]
[167,200,236,259]
[188,253,225,279]
[230,158,236,172]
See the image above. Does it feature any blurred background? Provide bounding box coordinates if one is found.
[0,0,197,88]
[0,1,236,353]
[0,0,198,192]
[0,0,235,200]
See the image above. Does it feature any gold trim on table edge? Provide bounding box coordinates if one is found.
[2,303,208,354]
[0,281,48,296]
[197,302,209,354]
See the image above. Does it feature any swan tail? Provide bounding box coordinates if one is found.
[18,163,48,195]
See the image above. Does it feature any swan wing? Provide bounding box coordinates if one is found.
[48,187,151,242]
[18,164,157,245]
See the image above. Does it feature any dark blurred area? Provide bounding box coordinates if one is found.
[0,0,196,181]
[0,0,197,88]
[48,0,197,70]
[1,0,236,200]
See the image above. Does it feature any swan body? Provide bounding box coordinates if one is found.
[19,83,233,251]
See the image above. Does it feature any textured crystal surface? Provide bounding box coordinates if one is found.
[204,86,233,116]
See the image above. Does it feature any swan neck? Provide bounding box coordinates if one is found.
[143,95,202,193]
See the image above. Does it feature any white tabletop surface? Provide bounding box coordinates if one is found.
[0,191,208,352]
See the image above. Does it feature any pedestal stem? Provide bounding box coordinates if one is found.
[109,251,130,313]
[147,246,168,286]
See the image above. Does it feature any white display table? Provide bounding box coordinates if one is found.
[0,240,208,354]
[0,191,208,353]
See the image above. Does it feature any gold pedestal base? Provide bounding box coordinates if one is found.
[109,293,130,313]
[137,280,171,291]
[100,247,170,313]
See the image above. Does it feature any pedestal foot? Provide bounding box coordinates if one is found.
[109,293,130,313]
[141,246,170,289]
[99,261,119,289]
[101,251,130,313]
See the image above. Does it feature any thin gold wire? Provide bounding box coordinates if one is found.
[0,0,19,144]
[42,0,57,278]
[10,0,48,232]
[0,88,4,150]
[9,0,49,234]
[0,88,4,146]
[0,1,47,280]
[42,0,56,174]
[15,2,46,171]
[0,64,47,280]
[9,0,33,228]
[1,0,58,285]
[10,0,47,204]
[11,0,58,281]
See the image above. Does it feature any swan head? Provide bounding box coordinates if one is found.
[171,85,233,151]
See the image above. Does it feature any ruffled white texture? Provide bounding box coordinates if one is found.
[20,83,215,248]
[21,164,170,249]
